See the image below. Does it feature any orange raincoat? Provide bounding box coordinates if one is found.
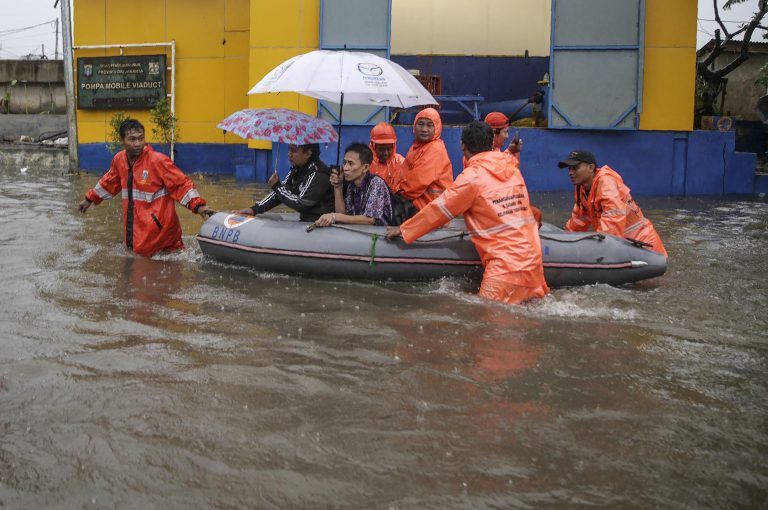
[85,144,207,257]
[395,108,454,210]
[368,122,405,189]
[462,148,538,225]
[565,165,667,257]
[400,150,549,305]
[462,143,520,169]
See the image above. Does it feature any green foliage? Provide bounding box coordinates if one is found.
[150,97,178,146]
[757,63,768,88]
[106,111,128,154]
[1,79,18,114]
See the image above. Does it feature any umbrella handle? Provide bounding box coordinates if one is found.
[335,92,344,167]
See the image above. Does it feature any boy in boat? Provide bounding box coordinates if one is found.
[558,150,667,257]
[314,143,392,227]
[386,121,548,305]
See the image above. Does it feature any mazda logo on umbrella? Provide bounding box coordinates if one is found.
[357,63,383,76]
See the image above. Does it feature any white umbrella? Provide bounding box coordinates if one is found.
[247,50,438,163]
[248,50,437,108]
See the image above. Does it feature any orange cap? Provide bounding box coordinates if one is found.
[370,122,397,144]
[484,112,509,129]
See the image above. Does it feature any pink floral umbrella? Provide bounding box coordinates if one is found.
[217,108,338,144]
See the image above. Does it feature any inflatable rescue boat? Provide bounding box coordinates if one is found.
[196,213,666,287]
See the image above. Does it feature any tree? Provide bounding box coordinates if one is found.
[696,0,768,122]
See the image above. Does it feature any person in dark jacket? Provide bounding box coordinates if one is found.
[235,143,334,222]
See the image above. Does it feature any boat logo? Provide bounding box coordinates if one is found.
[357,63,383,76]
[223,214,255,228]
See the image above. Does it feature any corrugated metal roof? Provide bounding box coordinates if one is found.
[697,39,768,58]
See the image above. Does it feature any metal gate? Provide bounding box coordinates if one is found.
[548,0,645,129]
[319,0,392,126]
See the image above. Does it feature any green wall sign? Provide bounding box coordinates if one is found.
[77,55,167,109]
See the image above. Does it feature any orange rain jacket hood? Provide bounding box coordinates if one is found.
[85,144,207,257]
[565,165,667,257]
[369,122,405,189]
[395,108,454,210]
[400,150,548,304]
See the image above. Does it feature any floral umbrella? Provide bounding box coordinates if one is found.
[217,108,338,144]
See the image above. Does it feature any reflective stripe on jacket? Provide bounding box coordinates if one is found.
[85,144,206,257]
[395,108,454,210]
[564,165,667,257]
[400,150,548,292]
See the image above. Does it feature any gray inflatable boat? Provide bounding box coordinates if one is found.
[196,213,666,287]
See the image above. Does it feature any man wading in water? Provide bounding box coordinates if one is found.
[78,118,213,257]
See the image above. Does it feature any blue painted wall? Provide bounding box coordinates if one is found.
[391,55,549,102]
[79,126,756,196]
[79,143,256,175]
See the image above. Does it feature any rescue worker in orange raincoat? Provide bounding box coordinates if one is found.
[394,107,454,210]
[462,112,522,169]
[368,122,405,190]
[386,121,549,305]
[559,149,667,257]
[78,119,212,257]
[463,112,542,226]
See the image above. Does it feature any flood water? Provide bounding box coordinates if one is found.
[1,164,767,509]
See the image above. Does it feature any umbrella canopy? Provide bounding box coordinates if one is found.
[217,108,338,144]
[247,50,437,108]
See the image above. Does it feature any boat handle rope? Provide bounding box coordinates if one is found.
[369,233,377,266]
[539,232,605,243]
[625,236,653,248]
[308,223,469,243]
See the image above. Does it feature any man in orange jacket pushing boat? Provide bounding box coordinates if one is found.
[78,119,212,257]
[386,121,549,305]
[559,150,667,257]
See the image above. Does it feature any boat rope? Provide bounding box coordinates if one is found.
[539,232,605,243]
[330,223,469,243]
[625,236,653,248]
[369,233,377,266]
[322,223,469,243]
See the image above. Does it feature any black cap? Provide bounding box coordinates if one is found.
[558,150,596,168]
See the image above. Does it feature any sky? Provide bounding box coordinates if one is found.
[0,0,765,59]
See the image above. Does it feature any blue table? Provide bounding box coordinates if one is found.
[434,95,486,120]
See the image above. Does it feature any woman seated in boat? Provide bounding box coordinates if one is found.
[314,143,392,227]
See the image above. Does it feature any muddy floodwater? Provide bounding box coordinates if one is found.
[1,164,767,509]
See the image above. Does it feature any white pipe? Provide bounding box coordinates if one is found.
[75,43,173,50]
[60,0,78,173]
[170,40,176,161]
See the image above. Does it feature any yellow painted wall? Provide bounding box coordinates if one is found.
[640,0,697,131]
[391,0,550,56]
[247,0,319,149]
[73,0,250,144]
